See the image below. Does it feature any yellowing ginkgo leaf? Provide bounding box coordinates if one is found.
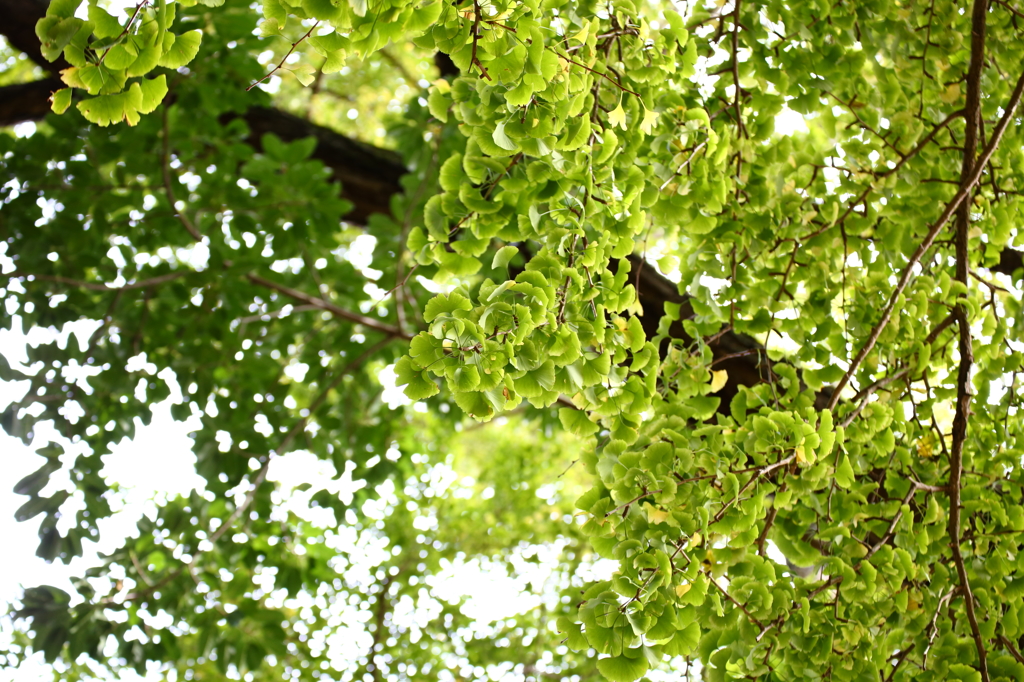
[49,88,72,114]
[570,22,590,44]
[940,83,961,104]
[675,583,692,597]
[608,101,627,130]
[795,444,806,464]
[639,105,659,135]
[710,369,728,393]
[644,505,670,524]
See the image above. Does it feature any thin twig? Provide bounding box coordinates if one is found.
[999,636,1024,666]
[827,63,1024,411]
[704,569,763,628]
[248,21,321,91]
[98,0,149,65]
[161,106,203,242]
[839,367,911,429]
[922,588,958,667]
[246,273,410,339]
[10,271,187,292]
[555,51,640,97]
[468,0,491,80]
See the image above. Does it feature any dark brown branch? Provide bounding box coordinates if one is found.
[0,78,63,127]
[7,271,187,291]
[993,245,1023,277]
[234,106,405,224]
[1000,635,1024,666]
[245,273,411,339]
[948,1,989,678]
[369,574,394,682]
[0,0,65,72]
[248,21,321,92]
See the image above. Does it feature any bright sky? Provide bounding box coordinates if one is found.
[0,315,596,682]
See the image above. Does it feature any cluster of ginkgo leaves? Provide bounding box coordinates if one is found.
[30,0,1024,679]
[39,0,207,124]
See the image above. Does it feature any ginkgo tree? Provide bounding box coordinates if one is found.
[2,0,1024,679]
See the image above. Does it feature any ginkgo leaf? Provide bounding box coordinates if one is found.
[940,83,961,104]
[710,369,728,393]
[570,22,590,44]
[424,292,473,322]
[87,4,122,39]
[492,245,518,269]
[49,88,72,114]
[76,83,144,126]
[559,408,599,436]
[684,107,710,126]
[104,43,139,71]
[492,121,519,151]
[834,454,855,489]
[157,30,202,69]
[639,105,658,135]
[597,650,649,682]
[608,101,627,130]
[137,76,167,115]
[288,63,317,86]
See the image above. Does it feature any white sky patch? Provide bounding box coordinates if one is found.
[378,363,413,409]
[12,122,36,138]
[429,556,540,623]
[775,106,809,136]
[268,455,367,528]
[344,234,377,270]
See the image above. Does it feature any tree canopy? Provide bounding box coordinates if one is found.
[2,0,1024,679]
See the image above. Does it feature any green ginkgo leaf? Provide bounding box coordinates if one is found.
[157,30,202,69]
[491,245,518,270]
[491,122,519,152]
[49,88,72,114]
[596,649,649,682]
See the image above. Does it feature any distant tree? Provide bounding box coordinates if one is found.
[2,0,1024,680]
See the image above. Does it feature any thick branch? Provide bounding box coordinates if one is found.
[0,0,64,72]
[232,107,405,224]
[948,1,989,678]
[0,78,63,127]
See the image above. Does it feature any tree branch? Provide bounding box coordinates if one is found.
[0,78,63,127]
[827,62,1024,411]
[245,273,411,339]
[947,1,990,678]
[7,271,188,291]
[162,106,204,242]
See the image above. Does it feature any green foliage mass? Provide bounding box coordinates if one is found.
[2,0,1024,679]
